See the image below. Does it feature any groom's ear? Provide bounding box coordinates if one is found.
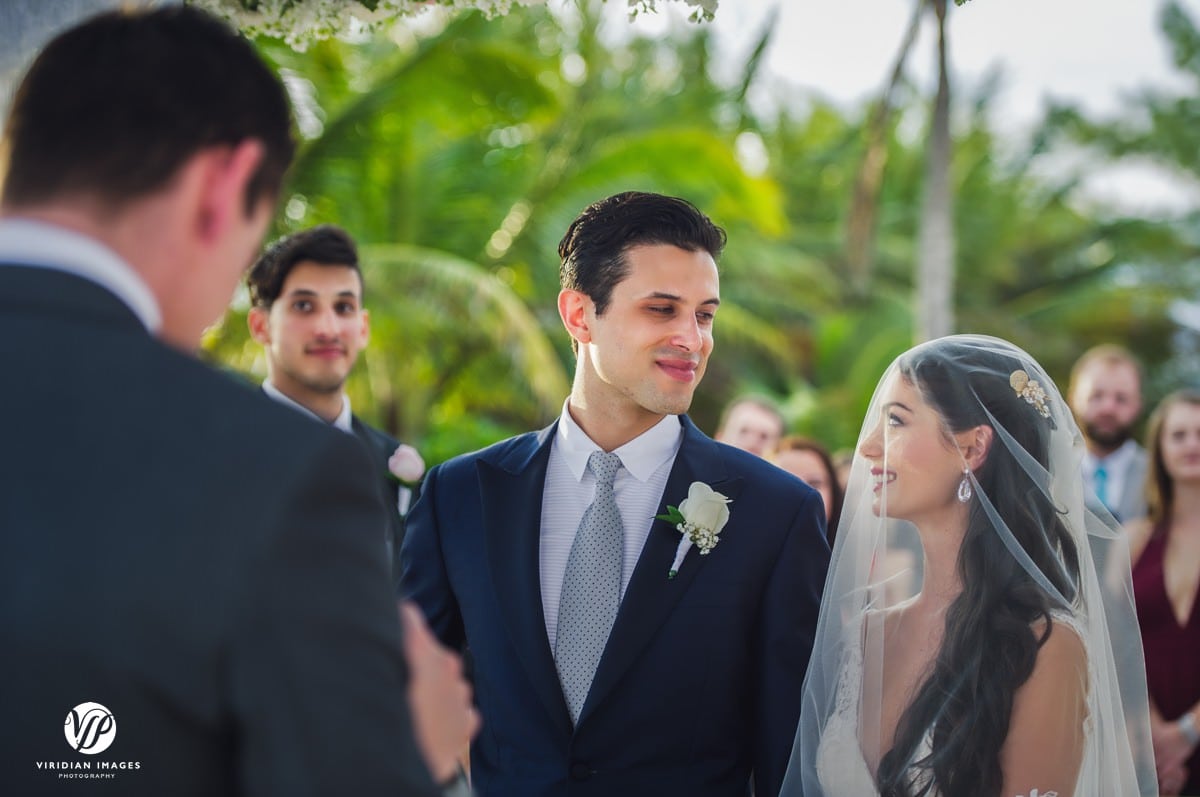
[558,289,592,346]
[959,424,995,471]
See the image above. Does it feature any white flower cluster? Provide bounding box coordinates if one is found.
[628,0,717,23]
[681,521,720,555]
[187,0,717,49]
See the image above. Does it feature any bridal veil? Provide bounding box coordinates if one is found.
[781,335,1156,797]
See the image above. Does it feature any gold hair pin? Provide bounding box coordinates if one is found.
[1010,369,1051,419]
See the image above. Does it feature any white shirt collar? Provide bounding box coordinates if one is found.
[262,379,353,433]
[555,399,682,483]
[0,218,161,332]
[1084,437,1138,471]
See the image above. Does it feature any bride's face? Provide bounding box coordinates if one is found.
[858,373,965,524]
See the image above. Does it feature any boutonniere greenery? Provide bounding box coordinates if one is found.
[657,481,731,579]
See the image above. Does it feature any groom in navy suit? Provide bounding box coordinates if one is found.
[401,191,829,797]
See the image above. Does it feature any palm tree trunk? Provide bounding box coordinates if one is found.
[844,0,926,299]
[915,0,955,343]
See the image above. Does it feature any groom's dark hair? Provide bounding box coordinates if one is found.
[1,6,294,216]
[558,191,726,318]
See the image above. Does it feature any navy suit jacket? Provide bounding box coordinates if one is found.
[401,416,829,797]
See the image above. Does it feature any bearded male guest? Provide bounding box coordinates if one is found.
[1068,343,1149,522]
[401,191,830,797]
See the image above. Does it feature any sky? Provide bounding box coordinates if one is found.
[4,0,1199,213]
[608,0,1200,215]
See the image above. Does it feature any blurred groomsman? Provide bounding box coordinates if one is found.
[247,224,424,577]
[1068,344,1149,522]
[0,7,472,795]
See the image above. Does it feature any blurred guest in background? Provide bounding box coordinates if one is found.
[1068,344,1148,522]
[247,224,424,580]
[714,394,785,458]
[1128,389,1200,796]
[772,435,844,543]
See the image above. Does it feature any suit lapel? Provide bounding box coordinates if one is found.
[580,416,745,724]
[479,423,574,735]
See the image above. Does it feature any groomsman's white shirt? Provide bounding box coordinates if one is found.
[261,382,412,515]
[1082,438,1140,513]
[262,379,353,432]
[0,218,160,332]
[540,402,682,650]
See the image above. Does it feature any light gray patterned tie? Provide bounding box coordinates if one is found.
[555,450,624,725]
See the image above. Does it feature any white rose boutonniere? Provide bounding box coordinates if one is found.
[656,481,731,579]
[387,444,426,484]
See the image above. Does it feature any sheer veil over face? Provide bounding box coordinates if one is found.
[782,335,1157,797]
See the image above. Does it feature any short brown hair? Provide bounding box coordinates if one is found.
[247,225,362,308]
[1,6,294,215]
[1067,344,1143,406]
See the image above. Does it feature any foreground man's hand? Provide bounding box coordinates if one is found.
[400,601,480,785]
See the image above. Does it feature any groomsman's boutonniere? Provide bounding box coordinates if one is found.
[387,444,425,484]
[657,481,731,579]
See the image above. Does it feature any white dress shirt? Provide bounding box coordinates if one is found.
[540,403,682,651]
[262,379,353,432]
[0,218,161,332]
[1082,438,1138,511]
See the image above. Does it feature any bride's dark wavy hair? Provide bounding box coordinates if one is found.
[876,340,1081,797]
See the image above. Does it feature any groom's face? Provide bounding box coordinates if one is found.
[581,243,720,419]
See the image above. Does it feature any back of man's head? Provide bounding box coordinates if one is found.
[1,6,294,215]
[247,225,363,308]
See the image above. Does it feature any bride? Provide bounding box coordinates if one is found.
[782,335,1157,797]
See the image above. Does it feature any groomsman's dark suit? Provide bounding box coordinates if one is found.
[352,417,414,575]
[262,385,415,578]
[1,264,442,796]
[401,415,829,797]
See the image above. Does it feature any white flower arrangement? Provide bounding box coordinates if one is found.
[657,481,731,579]
[187,0,717,49]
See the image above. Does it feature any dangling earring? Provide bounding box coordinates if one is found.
[957,467,972,503]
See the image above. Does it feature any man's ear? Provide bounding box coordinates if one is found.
[247,305,271,345]
[193,139,265,245]
[359,308,370,344]
[558,289,592,347]
[959,424,995,472]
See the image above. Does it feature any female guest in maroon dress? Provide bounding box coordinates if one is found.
[1130,389,1200,796]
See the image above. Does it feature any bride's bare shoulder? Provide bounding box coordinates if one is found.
[1023,613,1089,708]
[862,596,926,642]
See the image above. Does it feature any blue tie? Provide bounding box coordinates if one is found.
[1094,463,1109,508]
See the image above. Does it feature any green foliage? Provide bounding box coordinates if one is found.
[205,0,1195,460]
